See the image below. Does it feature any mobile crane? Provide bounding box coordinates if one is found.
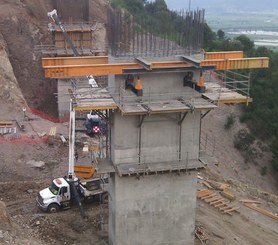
[48,9,103,135]
[36,102,108,217]
[47,9,98,87]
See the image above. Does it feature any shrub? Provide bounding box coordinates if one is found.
[260,166,267,176]
[234,129,255,151]
[272,158,278,171]
[225,113,235,129]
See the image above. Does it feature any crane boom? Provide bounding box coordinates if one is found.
[47,9,79,57]
[47,9,98,87]
[68,100,75,179]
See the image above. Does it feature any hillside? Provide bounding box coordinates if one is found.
[0,0,108,116]
[0,1,277,245]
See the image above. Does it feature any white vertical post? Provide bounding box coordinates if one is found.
[68,100,75,179]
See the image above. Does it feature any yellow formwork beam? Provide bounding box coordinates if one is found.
[201,57,269,70]
[42,57,269,78]
[205,51,244,60]
[43,61,193,77]
[44,63,142,77]
[42,56,108,67]
[74,105,117,111]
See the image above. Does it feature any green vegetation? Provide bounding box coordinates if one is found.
[260,166,267,176]
[204,26,278,172]
[234,129,255,151]
[111,0,172,33]
[110,0,200,46]
[234,129,257,163]
[224,113,235,129]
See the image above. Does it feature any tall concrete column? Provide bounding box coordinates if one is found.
[109,172,197,245]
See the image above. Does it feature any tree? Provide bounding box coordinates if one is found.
[235,35,254,56]
[203,24,216,50]
[217,29,225,40]
[152,0,168,12]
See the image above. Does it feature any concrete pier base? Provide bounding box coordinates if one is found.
[109,171,197,245]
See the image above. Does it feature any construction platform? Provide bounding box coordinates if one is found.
[73,86,117,111]
[202,82,252,104]
[115,159,204,177]
[113,90,217,115]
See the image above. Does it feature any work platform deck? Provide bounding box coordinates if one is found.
[64,79,252,114]
[114,96,217,115]
[96,159,116,174]
[115,159,204,177]
[70,82,248,113]
[73,86,117,111]
[202,82,252,104]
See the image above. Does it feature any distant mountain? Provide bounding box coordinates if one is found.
[165,0,278,13]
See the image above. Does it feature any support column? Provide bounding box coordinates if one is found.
[109,171,197,245]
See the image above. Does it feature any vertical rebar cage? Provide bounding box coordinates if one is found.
[108,8,205,57]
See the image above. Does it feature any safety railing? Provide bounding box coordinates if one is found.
[205,70,251,98]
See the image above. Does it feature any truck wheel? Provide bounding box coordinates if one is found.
[101,192,108,204]
[47,203,59,213]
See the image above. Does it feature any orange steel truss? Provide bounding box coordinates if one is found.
[42,51,269,78]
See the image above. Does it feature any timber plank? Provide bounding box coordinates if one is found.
[201,193,217,200]
[0,121,13,125]
[239,199,261,204]
[214,202,229,208]
[223,206,240,213]
[197,189,213,198]
[245,204,278,221]
[205,197,220,203]
[210,198,225,205]
[202,181,213,189]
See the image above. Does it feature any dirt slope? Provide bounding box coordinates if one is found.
[0,1,277,245]
[0,0,108,116]
[202,104,278,195]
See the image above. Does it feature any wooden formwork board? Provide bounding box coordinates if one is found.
[210,198,225,205]
[200,193,217,200]
[0,121,13,125]
[214,202,230,208]
[223,206,240,213]
[197,189,213,198]
[198,189,240,216]
[245,204,278,221]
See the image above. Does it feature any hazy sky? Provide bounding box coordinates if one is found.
[165,0,207,11]
[164,0,278,12]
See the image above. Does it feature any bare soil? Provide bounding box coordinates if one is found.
[0,1,277,245]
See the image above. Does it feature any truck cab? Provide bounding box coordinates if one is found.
[37,177,71,213]
[37,176,108,213]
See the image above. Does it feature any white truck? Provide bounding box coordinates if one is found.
[37,176,108,213]
[37,101,108,217]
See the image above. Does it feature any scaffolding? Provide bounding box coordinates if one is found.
[203,70,252,104]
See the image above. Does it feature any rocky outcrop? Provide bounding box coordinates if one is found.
[0,32,27,107]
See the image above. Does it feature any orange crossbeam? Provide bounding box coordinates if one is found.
[44,63,143,77]
[43,61,193,78]
[42,56,108,67]
[201,57,269,70]
[42,57,269,78]
[205,51,244,60]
